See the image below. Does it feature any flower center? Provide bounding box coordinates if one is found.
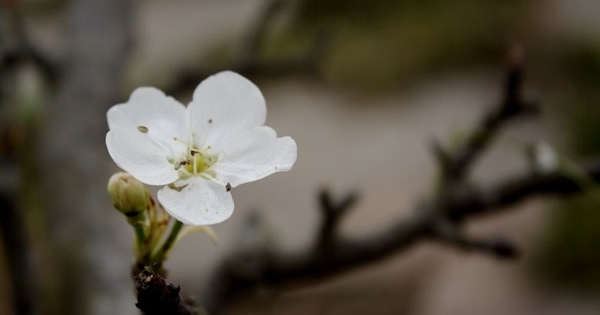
[172,138,217,178]
[185,149,215,174]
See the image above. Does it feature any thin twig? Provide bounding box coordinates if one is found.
[446,157,600,220]
[435,44,538,182]
[317,188,359,247]
[428,218,519,259]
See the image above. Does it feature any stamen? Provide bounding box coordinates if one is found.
[173,137,190,147]
[193,152,198,174]
[198,172,226,186]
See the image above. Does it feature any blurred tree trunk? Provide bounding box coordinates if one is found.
[39,0,135,314]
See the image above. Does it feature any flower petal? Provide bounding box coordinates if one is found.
[188,71,266,150]
[106,128,179,185]
[157,177,234,225]
[107,87,189,152]
[212,126,297,187]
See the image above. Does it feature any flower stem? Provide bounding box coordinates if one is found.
[151,219,184,263]
[133,223,147,248]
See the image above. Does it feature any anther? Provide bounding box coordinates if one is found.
[137,126,149,134]
[174,159,190,170]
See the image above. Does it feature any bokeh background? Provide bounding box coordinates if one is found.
[2,0,600,314]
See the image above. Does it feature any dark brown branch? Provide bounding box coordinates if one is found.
[191,49,600,314]
[447,158,600,220]
[435,45,539,182]
[435,233,519,259]
[428,219,519,259]
[317,188,359,247]
[199,203,431,313]
[230,155,600,294]
[273,159,600,285]
[201,156,600,314]
[134,266,205,315]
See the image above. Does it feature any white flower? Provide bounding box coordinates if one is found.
[106,71,297,225]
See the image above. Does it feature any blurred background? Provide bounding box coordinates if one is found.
[1,0,600,314]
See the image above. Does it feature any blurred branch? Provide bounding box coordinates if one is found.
[0,4,59,81]
[428,218,519,259]
[166,0,329,96]
[39,0,135,314]
[446,157,600,220]
[190,48,600,314]
[318,188,359,248]
[432,45,539,182]
[200,154,600,313]
[0,193,39,315]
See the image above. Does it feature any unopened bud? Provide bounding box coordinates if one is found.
[534,142,559,174]
[107,172,149,217]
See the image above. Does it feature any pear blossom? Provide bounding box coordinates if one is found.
[106,71,297,225]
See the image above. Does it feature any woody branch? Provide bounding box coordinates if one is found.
[191,48,600,313]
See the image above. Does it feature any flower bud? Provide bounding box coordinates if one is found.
[107,172,149,217]
[534,142,559,174]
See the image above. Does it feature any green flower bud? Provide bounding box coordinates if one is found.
[107,172,149,217]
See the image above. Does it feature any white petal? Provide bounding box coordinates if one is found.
[107,87,189,153]
[157,177,234,225]
[188,71,266,150]
[212,126,297,187]
[106,128,178,185]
